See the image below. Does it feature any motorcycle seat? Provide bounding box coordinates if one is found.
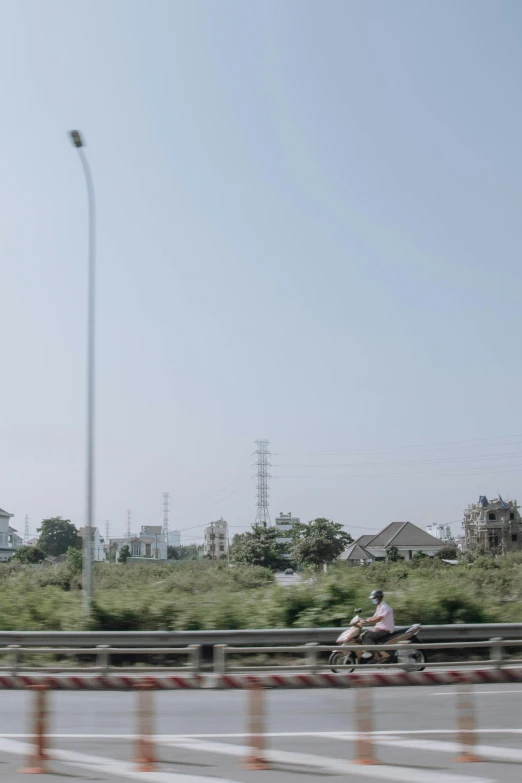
[386,624,421,641]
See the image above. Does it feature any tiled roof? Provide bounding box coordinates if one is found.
[340,542,374,561]
[355,534,375,548]
[365,521,444,548]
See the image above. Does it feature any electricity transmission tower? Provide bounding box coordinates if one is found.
[254,439,271,526]
[163,492,170,544]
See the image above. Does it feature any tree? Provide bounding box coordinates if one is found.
[118,544,130,564]
[167,544,201,561]
[37,517,80,557]
[411,550,429,563]
[66,546,83,573]
[434,544,460,560]
[230,523,289,570]
[386,545,404,562]
[12,545,46,564]
[290,518,353,570]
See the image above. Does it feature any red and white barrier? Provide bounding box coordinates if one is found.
[212,667,522,690]
[0,674,202,690]
[0,667,521,690]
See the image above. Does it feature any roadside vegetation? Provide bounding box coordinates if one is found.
[1,553,522,631]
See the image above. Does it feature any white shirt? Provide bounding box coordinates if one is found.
[375,601,395,632]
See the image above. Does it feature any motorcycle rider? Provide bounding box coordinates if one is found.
[360,589,395,661]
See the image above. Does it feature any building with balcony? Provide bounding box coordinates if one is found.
[463,496,522,554]
[0,508,22,562]
[204,518,229,559]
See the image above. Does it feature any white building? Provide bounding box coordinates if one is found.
[78,526,105,562]
[275,511,299,558]
[204,518,229,559]
[109,525,168,562]
[167,530,181,547]
[463,496,522,554]
[426,523,453,543]
[0,508,22,562]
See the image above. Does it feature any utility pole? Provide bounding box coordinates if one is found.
[105,521,110,563]
[69,129,96,614]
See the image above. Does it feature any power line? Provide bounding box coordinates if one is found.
[273,433,522,457]
[272,451,522,469]
[273,461,522,480]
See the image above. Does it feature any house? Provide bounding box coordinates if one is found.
[338,541,374,566]
[204,519,229,559]
[462,496,522,555]
[0,508,22,562]
[78,526,105,562]
[109,525,168,562]
[343,521,445,562]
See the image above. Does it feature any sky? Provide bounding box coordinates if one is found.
[2,0,522,544]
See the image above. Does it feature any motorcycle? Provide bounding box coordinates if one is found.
[329,609,426,672]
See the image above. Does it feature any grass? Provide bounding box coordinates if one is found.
[0,554,521,631]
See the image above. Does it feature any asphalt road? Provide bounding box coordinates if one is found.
[274,571,303,587]
[0,684,521,782]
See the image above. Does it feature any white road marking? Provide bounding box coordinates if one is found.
[430,690,522,696]
[161,736,494,783]
[2,728,522,738]
[374,736,522,763]
[0,737,240,783]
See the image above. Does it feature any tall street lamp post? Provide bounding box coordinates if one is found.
[69,130,96,613]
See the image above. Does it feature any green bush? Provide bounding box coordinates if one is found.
[1,554,522,631]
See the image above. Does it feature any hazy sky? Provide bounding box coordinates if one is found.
[2,0,522,543]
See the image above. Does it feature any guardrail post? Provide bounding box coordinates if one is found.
[135,681,156,772]
[19,685,50,774]
[214,644,227,674]
[455,684,481,763]
[188,644,201,672]
[305,643,319,672]
[489,637,503,669]
[96,645,111,674]
[7,644,21,674]
[245,682,268,770]
[354,687,378,765]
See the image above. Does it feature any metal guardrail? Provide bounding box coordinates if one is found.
[1,623,522,647]
[5,637,518,675]
[213,637,522,673]
[0,644,201,674]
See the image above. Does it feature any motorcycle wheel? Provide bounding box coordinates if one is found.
[398,648,426,672]
[329,650,356,673]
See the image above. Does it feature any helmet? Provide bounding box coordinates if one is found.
[369,589,383,600]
